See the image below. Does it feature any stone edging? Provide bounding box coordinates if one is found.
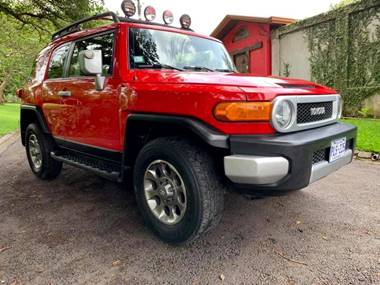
[354,150,380,161]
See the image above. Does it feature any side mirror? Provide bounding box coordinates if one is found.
[79,50,105,91]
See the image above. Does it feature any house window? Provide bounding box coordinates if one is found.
[234,52,249,73]
[233,27,249,42]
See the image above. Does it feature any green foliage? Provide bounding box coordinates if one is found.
[307,20,337,88]
[330,0,360,10]
[0,0,105,32]
[0,14,50,103]
[0,103,20,136]
[305,0,380,117]
[358,107,374,118]
[282,63,290,77]
[342,118,380,153]
[0,0,106,103]
[348,6,380,88]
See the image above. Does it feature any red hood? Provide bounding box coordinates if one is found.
[133,70,330,87]
[132,71,337,100]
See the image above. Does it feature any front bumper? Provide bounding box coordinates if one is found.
[224,122,357,193]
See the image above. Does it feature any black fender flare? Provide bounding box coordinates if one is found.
[20,105,50,145]
[125,113,229,149]
[122,114,229,170]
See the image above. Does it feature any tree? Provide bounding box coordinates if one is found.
[0,14,48,104]
[0,0,105,33]
[0,0,105,104]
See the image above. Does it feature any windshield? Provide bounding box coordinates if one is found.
[129,28,236,72]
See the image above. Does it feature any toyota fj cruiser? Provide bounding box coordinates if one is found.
[17,3,357,244]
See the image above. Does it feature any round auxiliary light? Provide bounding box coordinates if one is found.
[180,14,191,29]
[163,10,174,25]
[144,6,156,22]
[121,0,136,18]
[272,100,294,130]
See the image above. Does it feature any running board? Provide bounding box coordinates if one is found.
[50,152,121,182]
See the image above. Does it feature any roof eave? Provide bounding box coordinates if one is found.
[210,15,296,39]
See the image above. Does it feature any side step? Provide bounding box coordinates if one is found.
[50,152,121,182]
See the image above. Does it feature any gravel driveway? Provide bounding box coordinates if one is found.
[0,137,379,285]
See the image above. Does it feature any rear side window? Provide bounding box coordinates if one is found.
[48,44,70,79]
[69,33,115,77]
[31,46,51,83]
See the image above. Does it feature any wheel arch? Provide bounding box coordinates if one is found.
[123,114,229,167]
[20,105,50,146]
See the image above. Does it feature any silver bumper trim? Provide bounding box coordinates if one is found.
[224,155,289,185]
[310,149,353,184]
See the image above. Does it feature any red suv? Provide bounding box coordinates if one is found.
[17,9,357,244]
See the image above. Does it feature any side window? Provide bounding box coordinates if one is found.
[69,33,115,77]
[32,46,52,82]
[47,44,70,79]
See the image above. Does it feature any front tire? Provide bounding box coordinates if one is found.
[133,137,225,244]
[25,123,62,180]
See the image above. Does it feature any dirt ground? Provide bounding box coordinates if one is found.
[0,137,379,285]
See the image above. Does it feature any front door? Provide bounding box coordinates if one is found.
[42,31,121,152]
[62,31,120,151]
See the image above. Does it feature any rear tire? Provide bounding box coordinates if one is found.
[133,137,225,244]
[25,123,62,180]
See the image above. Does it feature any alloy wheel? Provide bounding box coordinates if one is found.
[143,160,187,225]
[28,134,42,171]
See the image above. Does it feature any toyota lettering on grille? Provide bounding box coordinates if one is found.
[310,107,326,116]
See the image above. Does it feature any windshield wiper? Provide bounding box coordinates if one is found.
[215,68,236,73]
[138,63,184,71]
[183,66,214,72]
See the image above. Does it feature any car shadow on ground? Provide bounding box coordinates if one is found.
[16,163,312,249]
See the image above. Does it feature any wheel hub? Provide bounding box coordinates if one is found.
[28,134,42,171]
[143,160,187,225]
[158,179,175,198]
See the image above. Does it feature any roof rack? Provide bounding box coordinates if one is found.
[51,12,120,41]
[119,17,193,31]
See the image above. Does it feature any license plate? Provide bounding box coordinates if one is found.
[329,137,347,162]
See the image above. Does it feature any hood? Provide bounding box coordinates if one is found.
[132,71,337,100]
[134,71,330,88]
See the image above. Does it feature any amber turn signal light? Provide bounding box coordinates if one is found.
[214,102,272,122]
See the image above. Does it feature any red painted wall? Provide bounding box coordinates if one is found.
[222,21,272,76]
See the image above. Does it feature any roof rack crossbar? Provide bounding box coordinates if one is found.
[52,11,120,41]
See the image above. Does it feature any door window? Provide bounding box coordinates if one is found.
[69,33,115,77]
[47,44,71,79]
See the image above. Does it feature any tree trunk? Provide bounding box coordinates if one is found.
[0,74,11,105]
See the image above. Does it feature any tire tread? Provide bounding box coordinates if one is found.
[134,136,225,243]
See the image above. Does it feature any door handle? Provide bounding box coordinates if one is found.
[58,90,71,97]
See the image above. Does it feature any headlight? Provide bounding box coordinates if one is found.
[272,100,294,130]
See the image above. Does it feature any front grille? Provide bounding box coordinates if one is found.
[297,102,333,124]
[312,149,327,164]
